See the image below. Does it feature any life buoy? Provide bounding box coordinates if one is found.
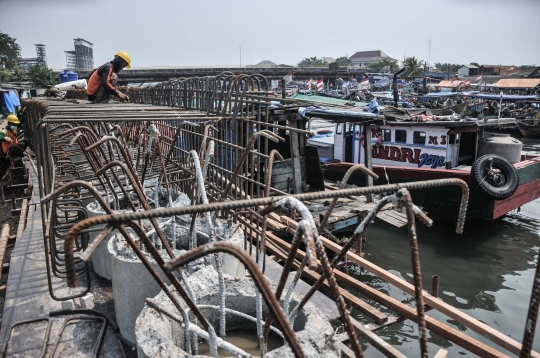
[471,154,519,200]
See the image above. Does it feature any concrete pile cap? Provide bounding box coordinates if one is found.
[135,266,340,358]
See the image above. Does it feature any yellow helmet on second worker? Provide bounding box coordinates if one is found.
[7,114,20,125]
[114,51,131,69]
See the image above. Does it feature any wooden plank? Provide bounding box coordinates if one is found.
[278,216,530,358]
[339,342,355,358]
[349,316,407,358]
[375,215,406,227]
[434,349,449,358]
[266,217,286,231]
[268,231,507,358]
[0,224,9,277]
[289,119,303,194]
[16,199,28,240]
[376,210,408,227]
[363,123,373,202]
[264,240,388,324]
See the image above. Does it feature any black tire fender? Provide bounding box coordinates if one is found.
[471,154,519,200]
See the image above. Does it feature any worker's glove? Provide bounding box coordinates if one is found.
[116,91,127,100]
[4,137,12,143]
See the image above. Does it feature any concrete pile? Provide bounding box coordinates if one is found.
[135,266,340,357]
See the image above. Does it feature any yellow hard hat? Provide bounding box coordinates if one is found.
[7,114,20,124]
[114,51,131,69]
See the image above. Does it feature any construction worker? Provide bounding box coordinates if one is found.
[0,114,20,155]
[86,51,131,103]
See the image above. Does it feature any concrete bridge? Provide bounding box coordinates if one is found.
[75,66,363,85]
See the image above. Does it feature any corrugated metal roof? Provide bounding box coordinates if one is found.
[436,80,460,88]
[493,78,540,88]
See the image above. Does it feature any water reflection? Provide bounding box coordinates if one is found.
[349,197,540,357]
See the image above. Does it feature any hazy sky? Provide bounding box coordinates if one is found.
[1,0,539,70]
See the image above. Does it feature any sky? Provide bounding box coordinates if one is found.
[1,0,539,70]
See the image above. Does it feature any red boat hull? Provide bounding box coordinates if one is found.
[322,155,540,220]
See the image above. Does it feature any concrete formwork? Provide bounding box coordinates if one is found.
[86,186,190,280]
[161,216,246,277]
[135,266,340,358]
[108,235,183,345]
[108,217,244,345]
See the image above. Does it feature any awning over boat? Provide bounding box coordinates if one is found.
[373,78,391,88]
[493,78,540,89]
[371,92,394,99]
[417,92,460,100]
[298,106,380,122]
[462,93,539,101]
[436,80,460,88]
[291,93,368,106]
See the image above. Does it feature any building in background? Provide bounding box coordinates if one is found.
[479,64,521,76]
[64,38,94,71]
[457,64,479,78]
[322,57,335,64]
[20,44,47,71]
[348,50,396,69]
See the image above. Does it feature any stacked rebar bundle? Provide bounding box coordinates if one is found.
[16,71,540,357]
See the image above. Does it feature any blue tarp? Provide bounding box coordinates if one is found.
[417,92,460,100]
[364,99,380,114]
[2,90,20,113]
[373,79,391,88]
[462,93,540,101]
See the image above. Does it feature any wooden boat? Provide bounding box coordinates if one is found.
[517,120,540,138]
[299,105,540,221]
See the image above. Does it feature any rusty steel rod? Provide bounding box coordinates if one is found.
[400,188,429,358]
[163,241,306,358]
[318,164,379,233]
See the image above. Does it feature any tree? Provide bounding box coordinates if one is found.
[368,59,399,73]
[403,56,424,78]
[0,68,23,82]
[470,62,480,67]
[334,56,350,67]
[28,64,56,87]
[435,62,461,73]
[297,57,328,67]
[0,32,21,69]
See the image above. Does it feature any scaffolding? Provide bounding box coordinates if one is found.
[64,39,94,71]
[35,44,47,65]
[65,51,77,70]
[74,38,93,70]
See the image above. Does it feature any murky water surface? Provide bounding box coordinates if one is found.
[348,136,540,356]
[197,331,283,357]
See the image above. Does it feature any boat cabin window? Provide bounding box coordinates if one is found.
[413,131,426,145]
[336,124,342,134]
[395,129,407,143]
[382,129,391,141]
[449,133,460,144]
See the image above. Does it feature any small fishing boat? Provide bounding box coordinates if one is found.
[298,105,540,221]
[517,119,540,138]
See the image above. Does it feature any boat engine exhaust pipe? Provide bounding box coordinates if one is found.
[393,68,406,107]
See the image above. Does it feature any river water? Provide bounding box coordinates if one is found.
[348,136,540,357]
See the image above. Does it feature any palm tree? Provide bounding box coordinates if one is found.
[403,56,424,78]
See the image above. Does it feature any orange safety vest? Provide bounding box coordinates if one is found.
[2,129,18,154]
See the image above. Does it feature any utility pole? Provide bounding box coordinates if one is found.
[428,39,431,72]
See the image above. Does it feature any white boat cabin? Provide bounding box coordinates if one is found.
[333,122,478,169]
